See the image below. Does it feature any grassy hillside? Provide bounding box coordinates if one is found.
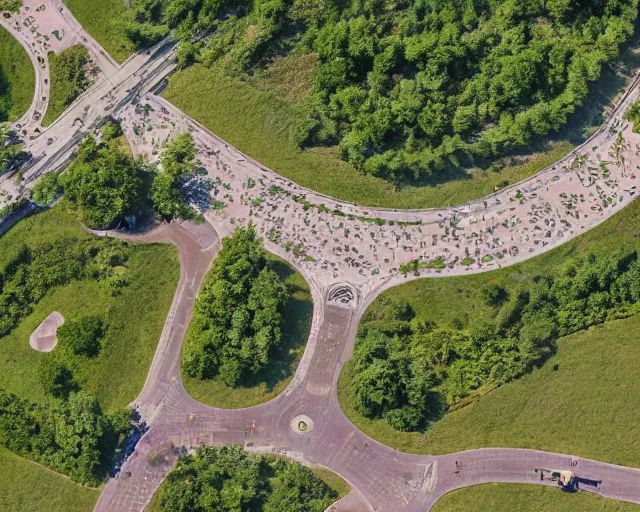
[340,314,640,465]
[163,65,574,209]
[0,26,35,122]
[63,0,134,64]
[339,198,640,464]
[432,483,640,512]
[0,447,99,512]
[0,206,179,412]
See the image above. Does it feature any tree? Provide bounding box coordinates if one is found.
[61,135,153,228]
[151,133,197,220]
[159,446,337,512]
[57,316,105,357]
[31,172,62,205]
[39,358,78,398]
[181,225,290,386]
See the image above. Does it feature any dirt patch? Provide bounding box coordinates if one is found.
[29,311,64,352]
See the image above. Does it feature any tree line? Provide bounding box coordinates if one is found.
[0,237,132,337]
[0,387,131,485]
[118,0,637,184]
[352,249,640,432]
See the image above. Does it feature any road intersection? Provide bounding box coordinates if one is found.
[2,1,640,510]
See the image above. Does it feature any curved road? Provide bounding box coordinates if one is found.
[1,2,640,510]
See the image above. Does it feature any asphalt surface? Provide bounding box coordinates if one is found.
[2,3,640,510]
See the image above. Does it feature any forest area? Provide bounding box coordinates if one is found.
[351,248,640,432]
[117,0,639,184]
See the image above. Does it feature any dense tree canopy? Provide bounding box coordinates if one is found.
[0,123,24,175]
[182,225,289,386]
[151,132,198,219]
[123,0,637,183]
[58,315,105,357]
[61,134,153,228]
[354,249,640,431]
[0,388,130,485]
[158,446,338,512]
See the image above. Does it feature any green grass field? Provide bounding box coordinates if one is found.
[162,65,575,209]
[181,255,313,409]
[432,483,640,511]
[0,206,179,412]
[0,26,35,122]
[63,0,134,64]
[338,199,640,465]
[0,447,99,512]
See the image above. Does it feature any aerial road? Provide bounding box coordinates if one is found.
[1,1,640,510]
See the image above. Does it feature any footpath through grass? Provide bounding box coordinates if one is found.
[0,26,35,122]
[339,199,640,465]
[432,483,640,512]
[182,255,313,409]
[162,65,574,210]
[63,0,134,64]
[0,446,99,512]
[0,206,179,412]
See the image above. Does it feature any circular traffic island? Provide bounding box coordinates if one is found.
[291,414,314,435]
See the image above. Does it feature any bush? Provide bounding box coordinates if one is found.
[57,315,105,357]
[31,172,62,205]
[39,358,77,398]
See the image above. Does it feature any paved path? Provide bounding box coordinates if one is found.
[1,3,640,510]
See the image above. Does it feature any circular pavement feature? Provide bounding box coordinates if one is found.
[290,414,314,435]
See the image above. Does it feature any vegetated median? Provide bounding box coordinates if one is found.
[146,445,347,512]
[0,205,179,487]
[338,198,640,467]
[181,225,313,409]
[0,26,35,122]
[432,482,640,512]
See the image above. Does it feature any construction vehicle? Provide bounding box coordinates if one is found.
[534,468,602,493]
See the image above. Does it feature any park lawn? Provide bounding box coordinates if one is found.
[340,313,640,466]
[182,255,313,409]
[162,65,576,210]
[0,206,180,412]
[0,26,35,122]
[0,447,99,512]
[63,0,134,64]
[432,483,640,512]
